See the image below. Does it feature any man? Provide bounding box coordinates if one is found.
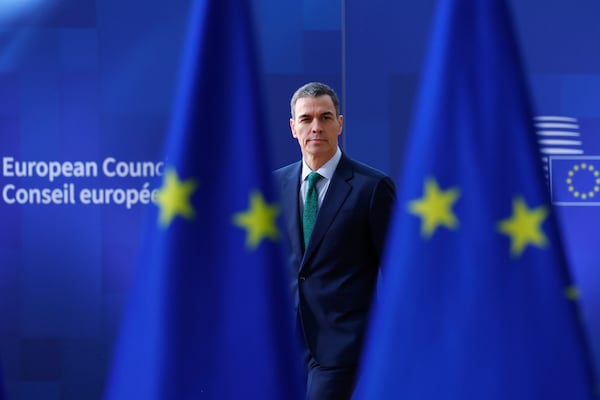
[274,82,396,399]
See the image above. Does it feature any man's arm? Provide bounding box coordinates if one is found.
[368,176,397,262]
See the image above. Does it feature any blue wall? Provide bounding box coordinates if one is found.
[0,0,598,398]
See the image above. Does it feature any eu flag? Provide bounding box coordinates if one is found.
[355,0,596,398]
[104,0,303,398]
[549,156,600,206]
[0,364,4,400]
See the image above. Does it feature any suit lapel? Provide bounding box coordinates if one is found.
[280,162,303,259]
[301,155,353,271]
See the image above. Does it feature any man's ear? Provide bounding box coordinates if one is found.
[290,118,297,138]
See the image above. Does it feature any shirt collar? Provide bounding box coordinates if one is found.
[301,147,342,182]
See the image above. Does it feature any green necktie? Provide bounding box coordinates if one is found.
[303,172,322,248]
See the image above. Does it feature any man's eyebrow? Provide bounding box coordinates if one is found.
[297,110,335,120]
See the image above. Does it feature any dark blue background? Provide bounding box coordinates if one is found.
[0,0,598,398]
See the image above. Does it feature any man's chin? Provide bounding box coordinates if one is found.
[306,141,329,149]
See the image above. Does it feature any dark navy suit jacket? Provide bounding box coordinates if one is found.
[274,153,396,368]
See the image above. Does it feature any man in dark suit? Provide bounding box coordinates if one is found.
[274,82,396,399]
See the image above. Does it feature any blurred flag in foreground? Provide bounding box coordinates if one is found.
[104,0,303,398]
[355,0,596,398]
[0,363,4,400]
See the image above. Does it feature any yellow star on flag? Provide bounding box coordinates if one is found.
[233,191,280,249]
[564,286,580,302]
[409,177,461,238]
[497,196,548,258]
[155,168,198,227]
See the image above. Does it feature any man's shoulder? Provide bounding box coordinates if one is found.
[341,154,390,181]
[341,154,397,200]
[273,161,301,179]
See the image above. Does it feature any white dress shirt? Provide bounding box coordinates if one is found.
[300,147,342,215]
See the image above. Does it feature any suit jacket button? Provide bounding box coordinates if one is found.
[299,276,306,282]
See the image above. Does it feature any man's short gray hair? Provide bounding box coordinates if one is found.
[290,82,341,119]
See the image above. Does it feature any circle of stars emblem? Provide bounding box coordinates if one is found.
[566,162,600,200]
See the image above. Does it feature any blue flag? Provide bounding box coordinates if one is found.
[104,0,303,398]
[355,0,596,398]
[0,363,4,400]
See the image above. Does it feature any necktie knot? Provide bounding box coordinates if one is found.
[303,172,322,249]
[307,172,322,189]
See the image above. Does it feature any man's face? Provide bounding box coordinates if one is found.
[290,95,343,161]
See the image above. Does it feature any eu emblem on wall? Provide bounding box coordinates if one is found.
[535,115,600,206]
[550,157,600,206]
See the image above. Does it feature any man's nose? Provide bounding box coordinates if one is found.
[311,120,323,132]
